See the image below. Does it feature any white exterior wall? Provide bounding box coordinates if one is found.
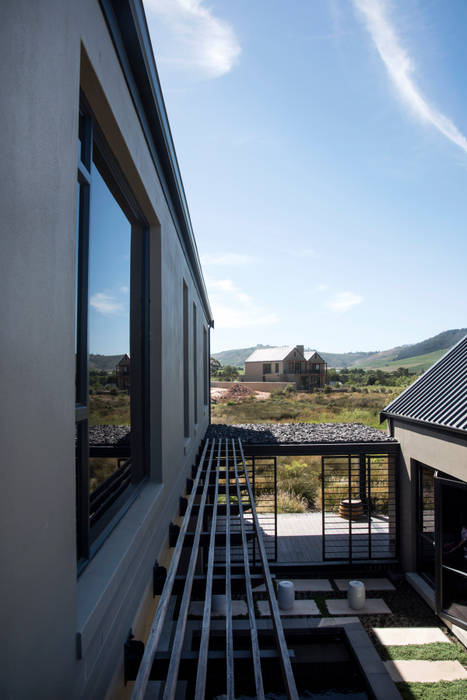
[391,419,467,571]
[0,2,210,698]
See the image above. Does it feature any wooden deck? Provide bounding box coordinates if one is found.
[272,512,392,563]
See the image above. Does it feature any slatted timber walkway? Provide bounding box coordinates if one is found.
[131,437,299,700]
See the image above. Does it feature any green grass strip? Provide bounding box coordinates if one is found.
[381,641,467,664]
[397,680,467,700]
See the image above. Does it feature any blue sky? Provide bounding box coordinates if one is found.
[140,0,467,354]
[88,165,131,355]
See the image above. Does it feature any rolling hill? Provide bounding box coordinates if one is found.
[89,354,125,371]
[212,328,466,372]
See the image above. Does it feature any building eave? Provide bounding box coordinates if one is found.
[380,412,467,442]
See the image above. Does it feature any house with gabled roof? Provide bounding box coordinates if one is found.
[116,353,131,390]
[244,344,327,388]
[381,334,467,634]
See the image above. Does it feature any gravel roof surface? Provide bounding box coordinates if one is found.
[207,422,395,444]
[89,422,395,446]
[89,425,130,446]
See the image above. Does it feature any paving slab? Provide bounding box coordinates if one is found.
[326,598,391,615]
[257,599,320,617]
[253,579,332,593]
[189,600,248,617]
[334,578,395,592]
[373,627,450,646]
[384,660,467,683]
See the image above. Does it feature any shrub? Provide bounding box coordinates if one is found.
[278,459,320,510]
[277,489,308,513]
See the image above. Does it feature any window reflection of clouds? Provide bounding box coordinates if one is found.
[88,161,131,354]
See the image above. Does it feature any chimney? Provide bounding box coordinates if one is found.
[296,345,304,357]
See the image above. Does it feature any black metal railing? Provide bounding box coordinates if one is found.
[89,457,133,528]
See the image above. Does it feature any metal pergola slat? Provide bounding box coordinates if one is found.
[131,437,299,700]
[194,440,221,699]
[131,439,210,700]
[232,439,264,700]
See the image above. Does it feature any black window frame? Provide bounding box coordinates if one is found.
[193,302,198,425]
[75,96,149,570]
[183,280,189,438]
[415,460,436,585]
[434,473,467,631]
[203,327,208,406]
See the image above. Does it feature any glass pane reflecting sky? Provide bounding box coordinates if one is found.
[88,161,131,355]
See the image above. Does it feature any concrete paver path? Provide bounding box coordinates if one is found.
[334,578,395,592]
[257,599,320,617]
[373,627,450,646]
[253,578,332,593]
[385,659,467,682]
[326,598,391,615]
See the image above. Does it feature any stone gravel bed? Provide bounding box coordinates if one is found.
[207,422,395,444]
[89,424,130,446]
[88,422,394,447]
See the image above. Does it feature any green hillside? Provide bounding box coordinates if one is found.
[89,354,125,371]
[355,348,449,373]
[212,345,274,368]
[394,328,466,361]
[212,328,465,372]
[320,350,375,368]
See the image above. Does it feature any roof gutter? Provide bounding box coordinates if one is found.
[380,412,467,441]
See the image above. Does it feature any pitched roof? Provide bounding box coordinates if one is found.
[380,335,467,435]
[245,346,296,363]
[304,351,325,363]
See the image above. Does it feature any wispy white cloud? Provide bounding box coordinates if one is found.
[315,283,328,293]
[120,285,129,294]
[202,252,256,266]
[90,292,125,316]
[207,278,279,329]
[303,248,319,258]
[353,0,467,155]
[326,291,363,313]
[144,0,240,79]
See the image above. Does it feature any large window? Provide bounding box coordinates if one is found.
[416,461,436,583]
[436,474,467,630]
[75,100,148,566]
[183,281,189,438]
[203,327,208,406]
[193,303,197,425]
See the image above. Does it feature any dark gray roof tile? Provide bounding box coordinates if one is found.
[381,335,467,434]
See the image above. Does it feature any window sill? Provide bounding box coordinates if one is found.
[76,479,163,660]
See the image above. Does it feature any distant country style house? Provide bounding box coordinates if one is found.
[244,345,327,388]
[116,353,130,390]
[381,334,467,633]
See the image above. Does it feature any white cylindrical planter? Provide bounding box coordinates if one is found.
[212,594,227,615]
[348,580,366,610]
[277,580,295,611]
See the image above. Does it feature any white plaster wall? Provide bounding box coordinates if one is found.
[393,419,467,571]
[0,1,210,697]
[0,2,80,697]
